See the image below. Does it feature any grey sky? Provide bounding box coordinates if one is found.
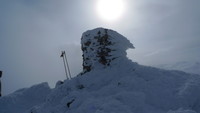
[0,0,199,95]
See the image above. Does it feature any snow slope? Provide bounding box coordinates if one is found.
[155,61,200,75]
[26,62,200,113]
[1,28,200,113]
[0,82,51,113]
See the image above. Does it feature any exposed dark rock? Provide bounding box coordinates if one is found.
[81,28,134,74]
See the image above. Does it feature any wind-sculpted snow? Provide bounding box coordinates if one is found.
[0,82,51,113]
[81,28,134,73]
[1,28,200,113]
[26,63,200,113]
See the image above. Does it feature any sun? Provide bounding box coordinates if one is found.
[96,0,125,22]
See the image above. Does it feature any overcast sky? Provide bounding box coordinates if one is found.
[0,0,200,95]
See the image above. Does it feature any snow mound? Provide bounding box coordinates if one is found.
[1,28,200,113]
[0,82,51,113]
[25,64,200,113]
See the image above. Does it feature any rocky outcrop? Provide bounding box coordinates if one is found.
[81,28,134,73]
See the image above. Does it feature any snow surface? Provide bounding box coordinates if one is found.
[0,82,51,113]
[0,28,200,113]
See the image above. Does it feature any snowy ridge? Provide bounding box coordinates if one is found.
[1,28,200,113]
[26,63,200,113]
[156,61,200,75]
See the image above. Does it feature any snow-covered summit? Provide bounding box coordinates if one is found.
[81,28,134,73]
[1,28,200,113]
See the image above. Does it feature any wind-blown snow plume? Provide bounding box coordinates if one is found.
[81,28,134,73]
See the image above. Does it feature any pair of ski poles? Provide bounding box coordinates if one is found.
[60,51,71,80]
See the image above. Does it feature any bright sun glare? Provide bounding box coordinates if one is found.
[96,0,125,22]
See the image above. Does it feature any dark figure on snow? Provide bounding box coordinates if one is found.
[0,71,2,97]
